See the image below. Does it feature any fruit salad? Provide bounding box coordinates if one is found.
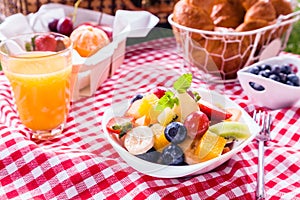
[106,74,251,166]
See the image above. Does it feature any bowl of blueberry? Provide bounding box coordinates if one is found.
[237,55,300,110]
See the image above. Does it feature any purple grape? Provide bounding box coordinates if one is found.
[48,18,59,32]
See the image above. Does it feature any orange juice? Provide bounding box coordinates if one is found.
[3,52,72,131]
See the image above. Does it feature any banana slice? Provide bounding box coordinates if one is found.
[124,126,154,155]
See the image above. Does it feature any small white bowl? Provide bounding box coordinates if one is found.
[237,55,300,110]
[102,87,259,178]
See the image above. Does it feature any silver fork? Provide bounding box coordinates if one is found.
[253,110,271,200]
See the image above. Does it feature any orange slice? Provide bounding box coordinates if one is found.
[194,131,226,162]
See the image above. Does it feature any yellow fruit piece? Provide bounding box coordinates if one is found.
[195,131,226,162]
[138,93,159,117]
[151,124,170,151]
[148,106,160,124]
[157,107,177,126]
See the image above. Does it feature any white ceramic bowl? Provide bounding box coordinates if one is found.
[102,87,259,178]
[237,56,300,110]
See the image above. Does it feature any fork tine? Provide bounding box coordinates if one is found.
[265,113,271,138]
[261,111,267,133]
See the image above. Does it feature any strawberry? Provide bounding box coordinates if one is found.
[151,86,167,99]
[34,34,57,51]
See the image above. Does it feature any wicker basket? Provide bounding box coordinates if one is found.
[168,10,300,82]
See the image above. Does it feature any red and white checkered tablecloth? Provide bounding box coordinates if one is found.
[1,37,300,200]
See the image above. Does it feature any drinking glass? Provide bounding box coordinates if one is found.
[0,32,73,140]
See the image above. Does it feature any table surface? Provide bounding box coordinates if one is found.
[1,37,300,200]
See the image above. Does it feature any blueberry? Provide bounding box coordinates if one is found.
[287,74,300,86]
[269,74,281,82]
[280,64,292,74]
[286,81,295,86]
[136,148,161,163]
[279,73,287,83]
[271,65,281,75]
[258,69,271,78]
[164,122,187,144]
[248,66,260,75]
[160,144,185,166]
[260,64,271,71]
[249,82,265,91]
[131,94,143,103]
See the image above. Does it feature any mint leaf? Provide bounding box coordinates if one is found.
[173,73,192,93]
[192,91,201,102]
[156,91,178,111]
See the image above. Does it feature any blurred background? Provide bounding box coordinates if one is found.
[285,1,300,54]
[0,0,299,67]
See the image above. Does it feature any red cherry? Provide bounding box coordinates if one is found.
[57,17,73,36]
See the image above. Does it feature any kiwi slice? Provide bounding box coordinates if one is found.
[209,121,251,139]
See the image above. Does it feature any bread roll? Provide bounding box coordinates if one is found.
[211,0,245,28]
[185,0,217,15]
[270,0,293,17]
[240,0,258,10]
[244,0,277,23]
[236,19,270,31]
[173,0,215,42]
[173,0,215,31]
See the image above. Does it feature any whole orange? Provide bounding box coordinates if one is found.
[70,25,110,57]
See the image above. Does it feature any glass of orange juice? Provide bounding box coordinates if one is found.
[0,32,73,140]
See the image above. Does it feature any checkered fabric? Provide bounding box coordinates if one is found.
[1,37,300,199]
